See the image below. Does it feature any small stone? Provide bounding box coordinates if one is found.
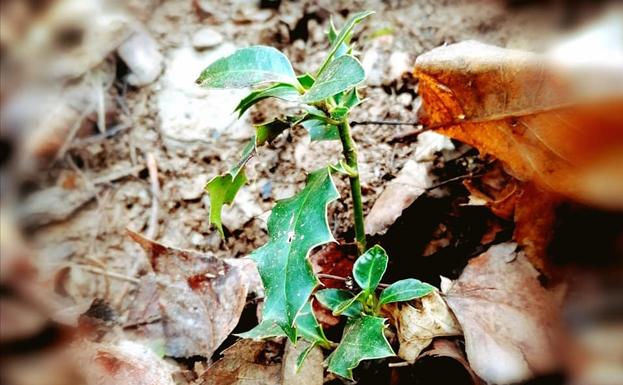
[117,28,164,87]
[192,28,223,50]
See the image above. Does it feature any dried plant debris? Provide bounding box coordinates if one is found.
[127,230,260,358]
[388,291,461,363]
[443,243,564,384]
[416,40,623,209]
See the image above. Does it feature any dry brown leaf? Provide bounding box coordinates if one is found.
[388,290,461,363]
[419,339,483,385]
[365,160,434,236]
[415,40,623,209]
[128,230,260,358]
[444,243,563,384]
[80,340,176,385]
[199,339,284,385]
[282,340,323,385]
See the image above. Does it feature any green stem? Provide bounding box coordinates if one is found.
[337,120,366,255]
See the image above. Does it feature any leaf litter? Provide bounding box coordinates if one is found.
[3,1,623,385]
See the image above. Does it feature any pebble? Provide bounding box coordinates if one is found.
[192,28,223,50]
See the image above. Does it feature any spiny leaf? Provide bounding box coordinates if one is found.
[333,291,363,316]
[302,55,366,103]
[337,88,362,109]
[255,116,300,145]
[328,18,349,59]
[236,301,328,348]
[326,315,394,379]
[235,320,285,340]
[301,119,340,141]
[296,342,318,371]
[378,278,436,305]
[316,289,363,317]
[251,168,339,341]
[297,73,315,90]
[205,141,255,237]
[318,11,375,76]
[295,301,331,348]
[353,245,388,295]
[196,46,298,88]
[235,83,300,117]
[330,106,350,120]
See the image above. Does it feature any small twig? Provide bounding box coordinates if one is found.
[388,361,411,368]
[317,273,390,289]
[145,153,160,239]
[73,263,140,284]
[426,172,485,192]
[351,120,422,127]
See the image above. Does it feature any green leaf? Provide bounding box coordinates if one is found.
[235,83,300,117]
[353,245,388,295]
[333,291,364,316]
[302,55,365,103]
[326,315,394,379]
[301,119,340,142]
[205,139,255,237]
[317,11,374,76]
[378,278,436,305]
[235,320,286,340]
[251,168,339,341]
[297,73,315,90]
[329,160,358,177]
[328,18,349,59]
[330,106,350,120]
[196,46,298,88]
[337,88,362,109]
[296,342,317,371]
[255,116,297,145]
[315,289,363,317]
[295,301,330,347]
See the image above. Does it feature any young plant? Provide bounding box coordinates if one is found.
[196,11,435,378]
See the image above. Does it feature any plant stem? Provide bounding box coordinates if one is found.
[337,120,366,255]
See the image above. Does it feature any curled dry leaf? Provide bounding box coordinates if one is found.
[127,230,261,358]
[388,290,461,363]
[80,340,176,385]
[199,339,283,385]
[415,40,623,209]
[444,243,563,384]
[365,160,434,236]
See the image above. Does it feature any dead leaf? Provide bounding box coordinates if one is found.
[415,40,623,209]
[444,243,563,384]
[199,339,284,385]
[128,230,260,358]
[419,339,483,385]
[282,340,323,385]
[80,340,176,385]
[388,290,461,363]
[365,160,435,236]
[512,183,561,277]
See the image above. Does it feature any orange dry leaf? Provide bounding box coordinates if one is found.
[415,41,623,210]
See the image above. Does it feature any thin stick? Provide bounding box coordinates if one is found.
[317,273,390,289]
[145,153,160,239]
[73,263,140,284]
[351,120,421,127]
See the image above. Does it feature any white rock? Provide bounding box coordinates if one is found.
[192,28,223,50]
[389,51,411,81]
[117,27,164,86]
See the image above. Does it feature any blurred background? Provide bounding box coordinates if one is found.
[1,1,622,384]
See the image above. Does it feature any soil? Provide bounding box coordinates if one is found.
[5,0,604,383]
